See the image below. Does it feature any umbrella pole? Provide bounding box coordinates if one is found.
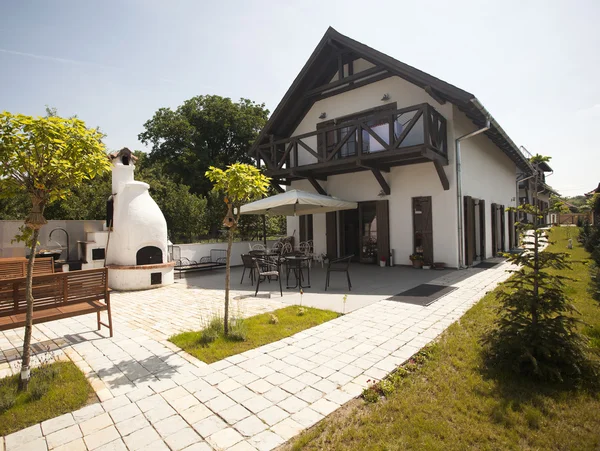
[262,214,267,246]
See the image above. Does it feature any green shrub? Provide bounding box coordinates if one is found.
[590,264,600,303]
[379,379,395,397]
[297,307,306,316]
[28,382,49,401]
[0,388,17,414]
[362,386,380,403]
[483,222,597,382]
[207,316,224,334]
[228,318,248,342]
[269,314,279,324]
[199,327,219,346]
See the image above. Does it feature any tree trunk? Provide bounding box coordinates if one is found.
[224,226,233,335]
[19,227,40,391]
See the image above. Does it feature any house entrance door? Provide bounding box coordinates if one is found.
[340,209,360,262]
[413,197,433,265]
[359,202,378,264]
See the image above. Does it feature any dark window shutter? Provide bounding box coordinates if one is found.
[508,210,514,249]
[326,212,337,258]
[479,199,486,260]
[376,200,390,266]
[317,120,334,158]
[491,203,497,256]
[464,196,474,266]
[500,205,506,252]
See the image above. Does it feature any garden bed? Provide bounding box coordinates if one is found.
[0,361,94,436]
[285,227,600,450]
[169,306,339,364]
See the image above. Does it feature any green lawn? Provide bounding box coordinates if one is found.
[0,361,94,436]
[286,227,600,450]
[170,306,340,364]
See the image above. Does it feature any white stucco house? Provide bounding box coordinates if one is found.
[251,27,534,268]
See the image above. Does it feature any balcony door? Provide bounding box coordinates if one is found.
[317,103,397,160]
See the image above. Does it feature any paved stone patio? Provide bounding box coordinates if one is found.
[1,259,512,450]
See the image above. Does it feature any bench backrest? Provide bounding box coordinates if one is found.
[0,268,108,317]
[0,257,55,280]
[210,249,227,264]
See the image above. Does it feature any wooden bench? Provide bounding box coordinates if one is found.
[0,257,55,280]
[0,267,113,337]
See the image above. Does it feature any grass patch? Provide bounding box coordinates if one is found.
[0,361,94,436]
[285,227,600,450]
[170,306,340,364]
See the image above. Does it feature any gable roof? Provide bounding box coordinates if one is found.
[253,27,532,172]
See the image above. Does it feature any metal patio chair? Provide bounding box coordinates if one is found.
[240,254,256,285]
[325,255,354,291]
[253,257,283,297]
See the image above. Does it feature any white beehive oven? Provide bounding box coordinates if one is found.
[104,148,174,290]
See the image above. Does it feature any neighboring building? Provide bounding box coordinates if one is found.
[251,27,533,268]
[586,183,600,225]
[517,149,557,224]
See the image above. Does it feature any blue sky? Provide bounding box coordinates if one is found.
[1,0,598,196]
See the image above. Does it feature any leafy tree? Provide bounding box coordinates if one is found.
[483,155,597,382]
[139,95,269,196]
[137,161,208,243]
[0,112,110,390]
[205,164,270,335]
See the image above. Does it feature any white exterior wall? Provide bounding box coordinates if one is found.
[288,74,460,267]
[455,108,518,256]
[284,73,519,267]
[290,162,458,266]
[292,75,455,167]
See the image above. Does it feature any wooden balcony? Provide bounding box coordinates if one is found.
[252,103,449,193]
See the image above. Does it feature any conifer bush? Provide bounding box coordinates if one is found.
[484,203,596,382]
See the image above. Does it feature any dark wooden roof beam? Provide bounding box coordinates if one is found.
[356,160,390,172]
[304,66,387,98]
[424,86,447,105]
[313,72,392,102]
[371,168,390,195]
[433,160,450,191]
[291,170,327,181]
[307,176,327,195]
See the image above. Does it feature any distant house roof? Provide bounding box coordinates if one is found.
[585,183,600,197]
[253,27,532,172]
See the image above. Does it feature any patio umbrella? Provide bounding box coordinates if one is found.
[240,189,357,216]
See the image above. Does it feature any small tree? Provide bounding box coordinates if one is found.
[205,164,270,334]
[483,155,596,382]
[0,112,110,390]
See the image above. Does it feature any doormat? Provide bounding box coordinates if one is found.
[474,261,499,269]
[386,284,457,306]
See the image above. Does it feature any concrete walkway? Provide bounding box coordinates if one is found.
[1,259,512,451]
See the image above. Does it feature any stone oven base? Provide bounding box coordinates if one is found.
[106,262,175,291]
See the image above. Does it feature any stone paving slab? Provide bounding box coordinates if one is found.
[1,259,513,450]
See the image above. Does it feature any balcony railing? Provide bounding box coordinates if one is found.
[254,103,447,174]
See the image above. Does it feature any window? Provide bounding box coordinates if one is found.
[317,103,397,159]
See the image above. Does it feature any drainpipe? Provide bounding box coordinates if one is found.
[456,110,490,269]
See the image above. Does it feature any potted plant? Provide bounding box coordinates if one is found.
[409,253,424,269]
[379,256,386,267]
